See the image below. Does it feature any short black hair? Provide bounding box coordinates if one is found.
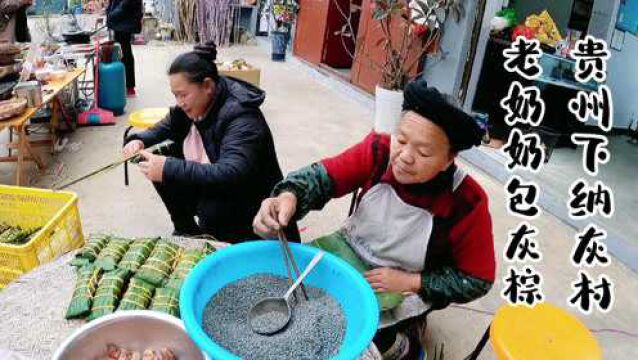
[168,41,219,83]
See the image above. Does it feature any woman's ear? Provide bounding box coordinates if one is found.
[203,78,216,95]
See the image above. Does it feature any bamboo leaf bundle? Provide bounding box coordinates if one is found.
[135,241,181,287]
[88,268,131,321]
[118,238,157,272]
[73,234,111,265]
[95,238,132,271]
[165,249,204,291]
[65,264,103,319]
[0,224,41,245]
[118,278,156,311]
[172,249,204,279]
[150,287,180,317]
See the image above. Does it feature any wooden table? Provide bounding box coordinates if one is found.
[0,68,86,186]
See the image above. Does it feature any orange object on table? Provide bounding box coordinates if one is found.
[490,303,602,360]
[0,68,86,186]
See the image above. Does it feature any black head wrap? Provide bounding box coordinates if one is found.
[402,78,482,152]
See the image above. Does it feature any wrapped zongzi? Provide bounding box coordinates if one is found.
[135,241,180,287]
[119,238,157,272]
[165,249,204,291]
[71,234,111,268]
[172,249,204,279]
[88,268,131,321]
[118,278,155,311]
[150,287,180,317]
[77,234,111,261]
[65,264,103,319]
[95,237,131,271]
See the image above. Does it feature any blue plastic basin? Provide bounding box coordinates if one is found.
[180,240,379,359]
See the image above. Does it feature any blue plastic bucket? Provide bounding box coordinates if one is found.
[180,240,379,359]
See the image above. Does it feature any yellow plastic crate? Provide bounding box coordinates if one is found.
[0,185,85,289]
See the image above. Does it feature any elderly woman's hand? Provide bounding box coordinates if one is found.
[365,268,422,294]
[138,150,167,183]
[252,192,298,239]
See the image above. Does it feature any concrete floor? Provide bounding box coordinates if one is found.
[538,137,638,242]
[1,42,637,359]
[466,135,638,275]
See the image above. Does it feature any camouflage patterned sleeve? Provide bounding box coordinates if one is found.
[420,267,493,309]
[271,163,335,220]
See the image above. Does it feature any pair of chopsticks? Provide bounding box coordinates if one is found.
[278,230,309,301]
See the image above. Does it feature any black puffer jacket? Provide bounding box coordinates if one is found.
[128,77,284,241]
[106,0,143,34]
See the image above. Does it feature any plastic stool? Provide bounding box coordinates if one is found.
[124,108,169,186]
[466,302,602,360]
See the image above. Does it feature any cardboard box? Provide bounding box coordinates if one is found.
[219,67,261,88]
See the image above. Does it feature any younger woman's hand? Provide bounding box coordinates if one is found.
[138,150,166,182]
[123,140,145,158]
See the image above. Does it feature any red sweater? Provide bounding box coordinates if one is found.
[321,132,496,282]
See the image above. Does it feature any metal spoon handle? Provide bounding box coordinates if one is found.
[279,230,309,300]
[278,236,294,286]
[284,251,324,300]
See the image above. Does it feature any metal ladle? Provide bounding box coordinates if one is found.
[249,251,325,335]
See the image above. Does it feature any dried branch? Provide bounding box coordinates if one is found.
[331,0,463,90]
[332,0,357,59]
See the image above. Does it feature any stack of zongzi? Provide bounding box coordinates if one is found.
[165,249,205,291]
[150,287,180,317]
[95,237,132,271]
[71,234,111,267]
[66,264,103,319]
[0,223,40,245]
[118,277,155,311]
[119,238,157,272]
[135,241,181,287]
[88,268,131,320]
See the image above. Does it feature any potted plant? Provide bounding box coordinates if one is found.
[270,0,299,61]
[335,0,464,133]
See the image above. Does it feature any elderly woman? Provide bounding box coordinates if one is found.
[123,42,285,243]
[253,79,496,359]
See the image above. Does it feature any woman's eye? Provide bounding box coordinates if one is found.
[397,138,407,145]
